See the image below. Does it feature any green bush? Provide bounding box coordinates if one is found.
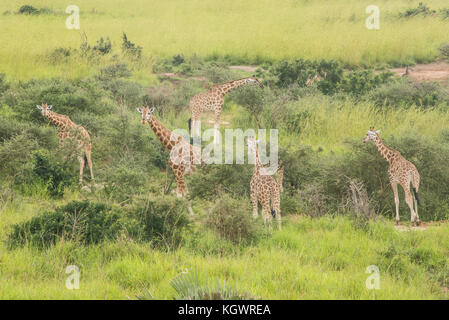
[121,33,142,60]
[206,194,264,244]
[101,161,148,202]
[0,73,10,94]
[17,5,39,15]
[126,196,191,250]
[189,164,253,200]
[400,3,436,18]
[266,58,391,96]
[169,269,253,300]
[32,151,76,197]
[369,80,449,108]
[438,43,449,60]
[8,200,123,248]
[92,37,112,55]
[0,133,39,182]
[1,77,110,122]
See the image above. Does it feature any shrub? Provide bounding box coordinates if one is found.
[339,69,392,96]
[32,151,76,197]
[101,161,148,202]
[172,54,185,66]
[121,33,142,60]
[438,43,449,60]
[1,77,110,122]
[400,3,436,17]
[0,73,10,94]
[98,62,131,79]
[441,8,449,19]
[17,5,39,15]
[92,37,112,55]
[8,200,123,248]
[169,269,253,300]
[230,85,265,127]
[46,47,72,64]
[205,194,263,244]
[189,164,253,200]
[266,58,391,96]
[0,133,39,182]
[369,80,449,108]
[126,196,191,250]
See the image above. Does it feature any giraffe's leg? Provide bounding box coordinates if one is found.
[413,197,420,226]
[175,176,184,198]
[402,184,417,226]
[213,109,221,144]
[192,118,201,140]
[412,178,421,226]
[181,179,194,218]
[77,155,85,186]
[85,147,94,184]
[392,182,400,225]
[261,199,272,231]
[273,190,282,230]
[250,186,258,219]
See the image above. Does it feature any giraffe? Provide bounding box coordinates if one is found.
[363,128,421,226]
[36,103,94,186]
[306,74,322,87]
[189,77,264,143]
[247,137,283,230]
[138,105,201,217]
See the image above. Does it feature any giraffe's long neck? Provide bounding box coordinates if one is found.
[147,115,177,151]
[375,136,397,164]
[218,78,250,96]
[252,146,263,177]
[46,111,73,131]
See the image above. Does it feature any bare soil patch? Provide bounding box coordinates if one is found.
[390,61,449,84]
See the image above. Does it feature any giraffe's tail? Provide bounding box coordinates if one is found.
[412,187,420,206]
[271,209,276,218]
[187,118,192,133]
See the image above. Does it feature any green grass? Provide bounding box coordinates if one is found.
[2,0,449,80]
[0,196,448,299]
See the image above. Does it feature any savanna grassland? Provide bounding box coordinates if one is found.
[1,1,449,300]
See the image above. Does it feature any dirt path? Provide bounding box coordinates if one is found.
[389,61,449,84]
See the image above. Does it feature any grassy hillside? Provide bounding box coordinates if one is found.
[1,0,449,80]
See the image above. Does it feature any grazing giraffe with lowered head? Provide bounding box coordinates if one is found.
[138,106,202,217]
[37,103,94,185]
[189,77,264,143]
[247,137,283,230]
[363,128,421,226]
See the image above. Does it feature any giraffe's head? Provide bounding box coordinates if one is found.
[246,77,264,88]
[363,127,381,143]
[137,106,155,124]
[36,103,53,117]
[247,136,259,152]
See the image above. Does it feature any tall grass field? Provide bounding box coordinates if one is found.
[0,0,449,301]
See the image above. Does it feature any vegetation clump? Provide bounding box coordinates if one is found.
[8,200,123,248]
